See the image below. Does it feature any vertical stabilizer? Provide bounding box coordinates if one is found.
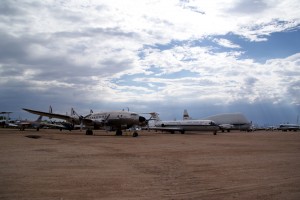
[149,112,160,121]
[183,109,191,120]
[71,108,77,117]
[36,115,43,122]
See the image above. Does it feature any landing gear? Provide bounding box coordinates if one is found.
[213,131,217,135]
[115,129,123,136]
[181,130,185,134]
[86,129,93,135]
[132,131,138,137]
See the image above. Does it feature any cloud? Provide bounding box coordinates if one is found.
[212,38,241,49]
[0,0,299,125]
[227,0,269,14]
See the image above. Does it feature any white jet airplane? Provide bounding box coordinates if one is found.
[147,112,220,135]
[278,124,300,132]
[23,107,146,137]
[182,109,251,132]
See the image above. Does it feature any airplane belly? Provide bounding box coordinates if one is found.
[181,125,219,131]
[107,118,137,127]
[232,124,251,130]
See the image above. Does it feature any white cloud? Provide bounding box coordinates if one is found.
[0,0,299,124]
[212,38,241,49]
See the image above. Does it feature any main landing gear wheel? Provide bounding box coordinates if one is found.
[86,129,93,135]
[132,132,138,137]
[115,130,123,136]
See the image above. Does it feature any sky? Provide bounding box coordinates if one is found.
[1,0,300,126]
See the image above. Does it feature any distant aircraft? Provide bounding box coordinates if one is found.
[0,112,13,127]
[278,124,300,132]
[9,115,44,131]
[183,110,251,132]
[183,109,192,120]
[147,112,220,135]
[23,107,146,137]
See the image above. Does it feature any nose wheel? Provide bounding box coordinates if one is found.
[86,129,93,135]
[132,132,138,137]
[115,129,123,136]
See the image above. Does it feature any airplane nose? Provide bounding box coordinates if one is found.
[139,116,146,123]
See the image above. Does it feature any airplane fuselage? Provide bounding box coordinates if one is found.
[154,119,220,132]
[86,111,143,129]
[278,124,300,131]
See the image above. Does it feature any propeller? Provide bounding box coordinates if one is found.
[139,112,158,131]
[71,108,92,131]
[100,114,110,126]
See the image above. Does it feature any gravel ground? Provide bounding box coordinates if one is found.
[0,128,299,200]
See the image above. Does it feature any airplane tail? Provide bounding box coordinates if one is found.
[71,108,79,117]
[183,109,191,120]
[49,105,53,119]
[36,115,43,122]
[149,112,161,122]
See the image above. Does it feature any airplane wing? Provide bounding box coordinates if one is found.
[23,108,74,122]
[8,123,18,127]
[23,108,94,126]
[41,122,74,130]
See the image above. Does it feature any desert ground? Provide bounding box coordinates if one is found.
[0,128,299,200]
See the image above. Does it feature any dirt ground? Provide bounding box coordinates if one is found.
[0,128,299,200]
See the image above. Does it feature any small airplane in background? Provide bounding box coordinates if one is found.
[23,107,147,137]
[278,124,300,132]
[146,112,220,135]
[1,111,46,131]
[9,115,44,131]
[183,109,251,132]
[0,112,13,127]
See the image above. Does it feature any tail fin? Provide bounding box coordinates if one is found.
[149,112,161,122]
[71,108,77,117]
[36,115,43,122]
[183,109,191,120]
[48,105,53,119]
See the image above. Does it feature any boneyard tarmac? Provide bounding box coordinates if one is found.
[0,129,300,200]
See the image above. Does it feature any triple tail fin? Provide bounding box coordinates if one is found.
[183,109,192,120]
[149,112,161,122]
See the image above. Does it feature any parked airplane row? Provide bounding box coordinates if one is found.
[1,107,257,136]
[0,112,75,131]
[145,110,252,135]
[21,107,146,137]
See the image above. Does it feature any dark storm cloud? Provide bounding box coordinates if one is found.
[0,0,26,16]
[0,27,137,88]
[0,64,24,77]
[0,32,29,62]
